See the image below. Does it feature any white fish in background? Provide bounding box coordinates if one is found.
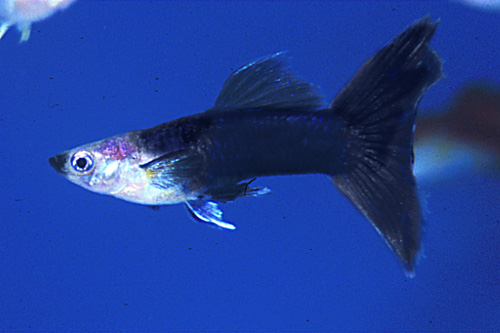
[454,0,500,10]
[0,0,76,42]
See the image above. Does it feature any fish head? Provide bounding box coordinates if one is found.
[49,134,147,199]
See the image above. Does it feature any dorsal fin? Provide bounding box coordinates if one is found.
[212,52,324,110]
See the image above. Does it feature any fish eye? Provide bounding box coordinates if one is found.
[71,151,94,173]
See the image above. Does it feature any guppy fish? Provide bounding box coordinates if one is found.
[49,17,442,274]
[0,0,76,42]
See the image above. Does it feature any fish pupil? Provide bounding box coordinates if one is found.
[76,158,87,169]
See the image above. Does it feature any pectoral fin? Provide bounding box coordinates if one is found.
[140,149,204,191]
[185,200,236,230]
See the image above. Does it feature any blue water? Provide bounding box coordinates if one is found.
[1,1,499,331]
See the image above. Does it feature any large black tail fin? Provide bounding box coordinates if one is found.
[331,17,442,275]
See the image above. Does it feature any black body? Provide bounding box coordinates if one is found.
[129,17,443,274]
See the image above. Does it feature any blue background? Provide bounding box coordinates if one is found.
[1,1,499,331]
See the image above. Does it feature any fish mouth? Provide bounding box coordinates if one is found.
[49,153,68,175]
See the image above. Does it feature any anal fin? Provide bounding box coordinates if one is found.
[208,178,271,202]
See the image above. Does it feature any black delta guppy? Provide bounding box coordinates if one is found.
[49,17,442,275]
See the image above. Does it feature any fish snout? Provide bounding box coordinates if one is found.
[49,153,68,175]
